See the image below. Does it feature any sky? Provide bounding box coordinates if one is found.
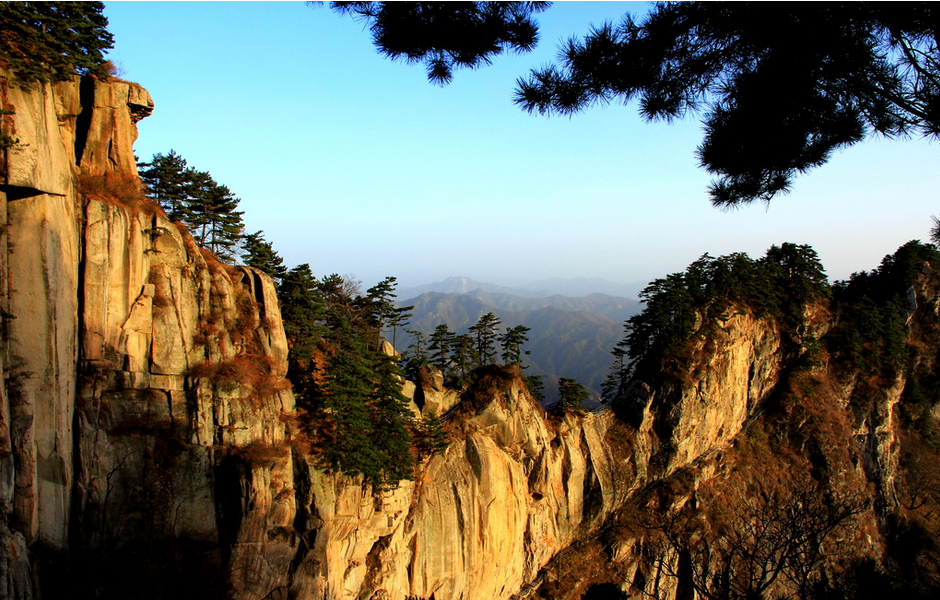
[103,1,940,295]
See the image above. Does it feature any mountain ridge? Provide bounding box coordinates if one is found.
[398,275,643,301]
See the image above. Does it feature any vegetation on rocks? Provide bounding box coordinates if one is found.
[0,1,113,86]
[612,242,829,389]
[138,151,246,261]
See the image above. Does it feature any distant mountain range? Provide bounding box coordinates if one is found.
[394,279,644,403]
[398,276,645,301]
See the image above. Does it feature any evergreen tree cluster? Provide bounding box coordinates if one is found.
[608,243,830,395]
[138,151,246,261]
[275,267,416,486]
[403,312,533,384]
[0,2,113,87]
[404,312,588,406]
[831,240,940,379]
[606,239,940,403]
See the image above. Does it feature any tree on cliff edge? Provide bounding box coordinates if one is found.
[241,230,288,282]
[332,2,940,207]
[139,151,245,261]
[0,2,113,86]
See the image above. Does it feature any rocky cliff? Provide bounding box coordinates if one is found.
[1,69,936,600]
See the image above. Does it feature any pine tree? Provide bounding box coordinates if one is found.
[139,151,245,261]
[557,377,589,415]
[499,324,531,366]
[524,374,545,403]
[319,273,361,330]
[450,333,478,381]
[318,321,380,478]
[416,411,449,457]
[241,230,287,282]
[368,347,415,485]
[387,304,413,351]
[0,2,114,86]
[188,177,244,261]
[138,151,193,221]
[601,346,628,402]
[364,276,401,344]
[469,312,502,366]
[402,329,428,380]
[428,324,456,372]
[278,264,325,368]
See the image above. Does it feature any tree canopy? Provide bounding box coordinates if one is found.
[333,2,940,207]
[138,151,245,261]
[0,2,114,86]
[621,243,830,376]
[330,1,549,84]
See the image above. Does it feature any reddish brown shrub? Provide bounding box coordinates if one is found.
[188,355,290,405]
[77,171,161,215]
[234,441,288,468]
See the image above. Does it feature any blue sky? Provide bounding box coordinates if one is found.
[103,2,939,294]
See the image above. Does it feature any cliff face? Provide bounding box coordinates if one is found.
[0,69,931,600]
[0,71,297,599]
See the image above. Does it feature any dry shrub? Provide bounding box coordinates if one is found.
[229,289,262,352]
[460,364,520,412]
[287,430,314,457]
[193,320,220,347]
[234,441,288,468]
[77,171,161,214]
[279,409,313,455]
[100,60,126,80]
[200,248,228,275]
[188,355,290,404]
[152,287,172,308]
[263,317,280,333]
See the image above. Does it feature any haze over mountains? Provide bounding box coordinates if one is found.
[396,277,644,402]
[398,276,644,300]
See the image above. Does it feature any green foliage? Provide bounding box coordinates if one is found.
[278,264,325,367]
[428,323,455,371]
[279,270,417,486]
[515,3,940,206]
[415,411,449,457]
[499,324,531,366]
[622,243,830,374]
[330,1,549,84]
[0,2,114,87]
[188,177,244,260]
[556,377,588,415]
[449,333,477,382]
[404,315,535,387]
[241,230,287,282]
[402,328,429,380]
[365,346,415,484]
[0,108,18,150]
[831,240,940,379]
[138,151,245,260]
[315,321,383,478]
[364,276,410,346]
[469,311,502,366]
[601,346,628,402]
[138,151,192,221]
[523,374,545,402]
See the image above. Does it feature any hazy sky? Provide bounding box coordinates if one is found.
[103,1,939,294]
